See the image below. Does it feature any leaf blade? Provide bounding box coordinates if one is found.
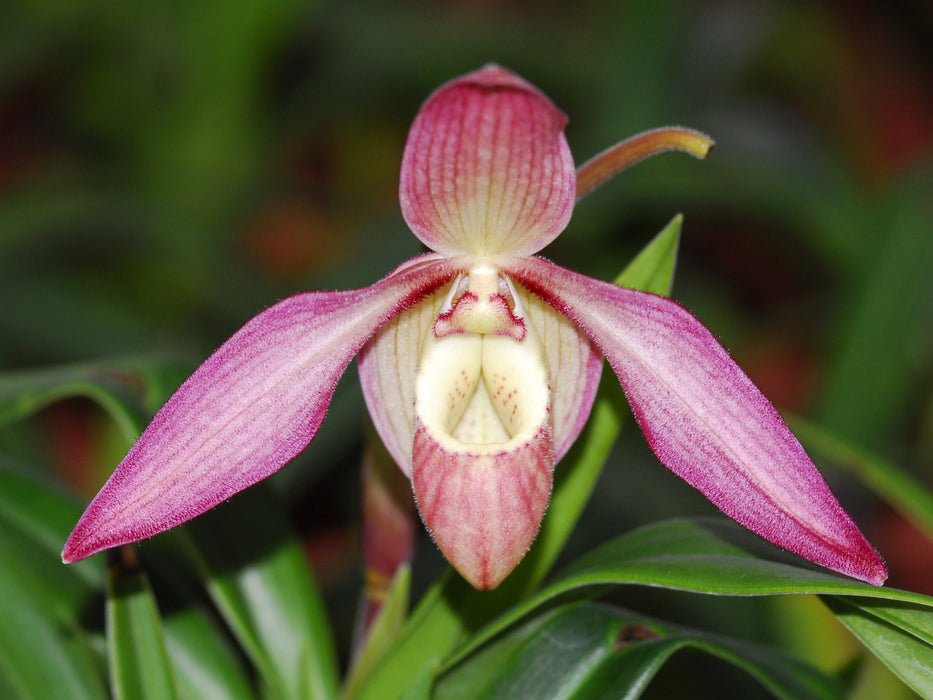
[184,484,339,700]
[447,517,933,670]
[107,550,179,700]
[822,595,933,698]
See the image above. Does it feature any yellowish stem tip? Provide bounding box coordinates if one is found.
[576,126,715,200]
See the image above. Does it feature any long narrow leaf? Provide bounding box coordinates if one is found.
[134,533,259,700]
[347,571,468,700]
[822,595,933,698]
[0,460,103,600]
[615,213,682,294]
[437,602,845,700]
[344,565,412,698]
[437,603,619,699]
[577,630,845,700]
[107,549,179,700]
[0,462,107,700]
[447,518,933,671]
[162,607,256,700]
[0,530,107,700]
[183,483,338,700]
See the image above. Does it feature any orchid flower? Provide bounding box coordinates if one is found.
[63,65,886,591]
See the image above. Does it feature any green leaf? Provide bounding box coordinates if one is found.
[107,549,179,700]
[183,483,338,700]
[344,565,412,698]
[398,661,442,700]
[348,571,470,700]
[127,530,259,700]
[578,625,845,700]
[0,359,188,442]
[822,596,933,698]
[0,458,104,594]
[614,212,682,294]
[352,215,683,700]
[161,606,256,700]
[0,463,248,700]
[446,518,933,675]
[436,603,619,699]
[0,527,107,700]
[437,602,845,700]
[0,462,107,700]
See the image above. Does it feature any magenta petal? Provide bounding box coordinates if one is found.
[412,421,553,590]
[507,257,887,586]
[399,65,576,257]
[63,255,453,563]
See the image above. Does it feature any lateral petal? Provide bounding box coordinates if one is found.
[506,256,887,586]
[63,255,453,563]
[399,65,576,257]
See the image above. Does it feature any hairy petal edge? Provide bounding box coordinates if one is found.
[63,255,454,563]
[506,256,887,586]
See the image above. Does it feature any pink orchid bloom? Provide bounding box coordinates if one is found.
[63,65,886,591]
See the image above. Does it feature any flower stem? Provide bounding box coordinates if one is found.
[576,126,714,200]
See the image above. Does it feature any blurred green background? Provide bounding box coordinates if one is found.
[2,0,932,694]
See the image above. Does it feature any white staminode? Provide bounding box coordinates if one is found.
[415,271,550,453]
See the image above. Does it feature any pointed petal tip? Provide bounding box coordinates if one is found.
[61,513,125,565]
[61,530,97,565]
[61,529,83,564]
[868,564,888,587]
[843,545,888,587]
[727,493,890,588]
